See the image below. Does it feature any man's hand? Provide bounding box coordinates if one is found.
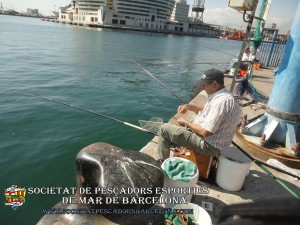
[178,103,203,114]
[177,118,187,127]
[178,104,189,114]
[178,118,213,137]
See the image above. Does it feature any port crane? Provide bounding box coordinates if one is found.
[192,0,205,22]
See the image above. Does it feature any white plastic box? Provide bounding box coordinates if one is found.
[228,0,255,11]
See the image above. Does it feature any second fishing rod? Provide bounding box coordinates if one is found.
[123,52,300,198]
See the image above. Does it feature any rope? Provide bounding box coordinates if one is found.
[252,0,268,48]
[244,0,269,102]
[249,67,269,103]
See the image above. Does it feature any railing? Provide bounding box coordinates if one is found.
[259,28,288,67]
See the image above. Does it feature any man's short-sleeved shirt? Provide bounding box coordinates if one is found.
[193,88,241,150]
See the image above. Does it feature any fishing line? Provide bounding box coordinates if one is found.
[147,62,230,67]
[195,44,237,57]
[193,62,229,66]
[123,55,300,198]
[122,51,186,104]
[149,94,176,115]
[20,92,157,136]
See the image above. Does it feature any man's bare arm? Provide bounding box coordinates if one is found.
[177,118,213,137]
[178,103,204,114]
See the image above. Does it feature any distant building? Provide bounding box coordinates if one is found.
[170,0,189,22]
[58,0,221,36]
[27,8,39,16]
[74,0,105,23]
[98,0,176,30]
[187,22,222,38]
[166,0,190,31]
[59,4,74,22]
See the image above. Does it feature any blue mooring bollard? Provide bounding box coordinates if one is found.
[241,2,300,154]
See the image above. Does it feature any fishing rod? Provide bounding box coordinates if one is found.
[122,51,186,104]
[232,141,300,179]
[123,55,300,198]
[20,92,157,136]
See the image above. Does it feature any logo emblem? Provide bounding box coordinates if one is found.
[4,185,26,210]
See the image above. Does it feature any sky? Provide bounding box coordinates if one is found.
[1,0,299,33]
[186,0,300,33]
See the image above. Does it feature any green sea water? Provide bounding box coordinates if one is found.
[0,15,241,224]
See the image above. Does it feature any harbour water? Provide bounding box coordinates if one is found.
[0,15,241,224]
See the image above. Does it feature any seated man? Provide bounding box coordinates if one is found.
[157,68,242,161]
[250,46,262,63]
[225,48,251,73]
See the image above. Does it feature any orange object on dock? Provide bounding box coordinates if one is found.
[253,62,260,70]
[239,69,247,77]
[173,147,214,180]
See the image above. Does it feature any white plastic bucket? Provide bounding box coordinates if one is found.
[161,157,199,208]
[216,147,252,191]
[174,203,212,225]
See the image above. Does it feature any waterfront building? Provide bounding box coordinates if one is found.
[166,0,190,32]
[60,0,184,30]
[186,22,222,37]
[59,4,74,22]
[75,0,105,24]
[98,0,176,30]
[27,8,39,16]
[170,0,189,22]
[58,0,221,37]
